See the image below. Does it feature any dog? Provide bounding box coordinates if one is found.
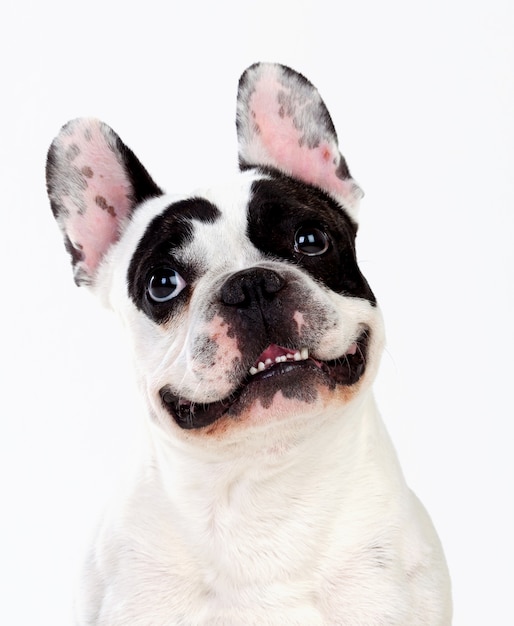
[46,63,452,625]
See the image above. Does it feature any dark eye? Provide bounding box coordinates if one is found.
[294,225,330,256]
[147,267,187,303]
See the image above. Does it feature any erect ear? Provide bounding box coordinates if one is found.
[46,118,163,286]
[236,63,363,224]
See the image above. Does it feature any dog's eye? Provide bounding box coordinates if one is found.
[147,267,187,303]
[294,225,330,256]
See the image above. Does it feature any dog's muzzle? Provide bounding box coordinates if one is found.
[159,266,370,429]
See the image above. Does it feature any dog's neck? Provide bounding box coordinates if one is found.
[147,389,402,520]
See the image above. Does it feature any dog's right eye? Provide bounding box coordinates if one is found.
[147,267,187,303]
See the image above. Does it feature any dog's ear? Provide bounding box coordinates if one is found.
[236,63,363,223]
[46,118,162,286]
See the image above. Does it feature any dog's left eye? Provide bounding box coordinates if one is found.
[294,224,330,256]
[147,267,187,303]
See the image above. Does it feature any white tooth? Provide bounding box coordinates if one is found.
[249,366,258,376]
[294,351,302,361]
[257,361,266,371]
[281,355,288,362]
[265,358,273,366]
[286,353,294,360]
[301,348,309,360]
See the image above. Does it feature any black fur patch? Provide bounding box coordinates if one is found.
[247,172,376,304]
[127,198,220,322]
[110,133,163,208]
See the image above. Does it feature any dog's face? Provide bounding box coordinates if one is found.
[46,63,384,445]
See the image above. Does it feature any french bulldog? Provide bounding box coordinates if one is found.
[46,62,452,625]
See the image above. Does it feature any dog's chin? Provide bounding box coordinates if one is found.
[159,331,370,430]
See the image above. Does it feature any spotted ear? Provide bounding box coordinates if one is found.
[236,63,363,224]
[46,118,162,286]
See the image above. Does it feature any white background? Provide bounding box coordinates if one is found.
[1,0,513,624]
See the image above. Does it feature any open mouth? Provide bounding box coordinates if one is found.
[160,331,369,430]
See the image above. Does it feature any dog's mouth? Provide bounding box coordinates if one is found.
[160,331,369,430]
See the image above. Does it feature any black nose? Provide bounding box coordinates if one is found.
[220,267,285,308]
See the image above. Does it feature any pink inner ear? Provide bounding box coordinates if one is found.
[247,72,357,208]
[58,120,133,277]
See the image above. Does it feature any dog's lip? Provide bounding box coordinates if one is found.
[160,331,369,430]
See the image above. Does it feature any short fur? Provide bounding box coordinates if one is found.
[46,63,452,625]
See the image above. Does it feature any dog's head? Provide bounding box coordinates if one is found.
[46,63,384,446]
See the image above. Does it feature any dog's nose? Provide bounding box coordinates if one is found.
[220,267,285,307]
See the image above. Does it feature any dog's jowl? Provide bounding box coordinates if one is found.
[46,63,452,624]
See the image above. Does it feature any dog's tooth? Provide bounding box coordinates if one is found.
[301,347,309,360]
[265,358,273,366]
[286,353,294,360]
[249,366,258,376]
[293,351,302,361]
[257,361,266,372]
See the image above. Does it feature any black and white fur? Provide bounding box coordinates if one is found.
[46,63,452,625]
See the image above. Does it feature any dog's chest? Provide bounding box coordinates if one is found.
[94,525,411,626]
[88,460,413,626]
